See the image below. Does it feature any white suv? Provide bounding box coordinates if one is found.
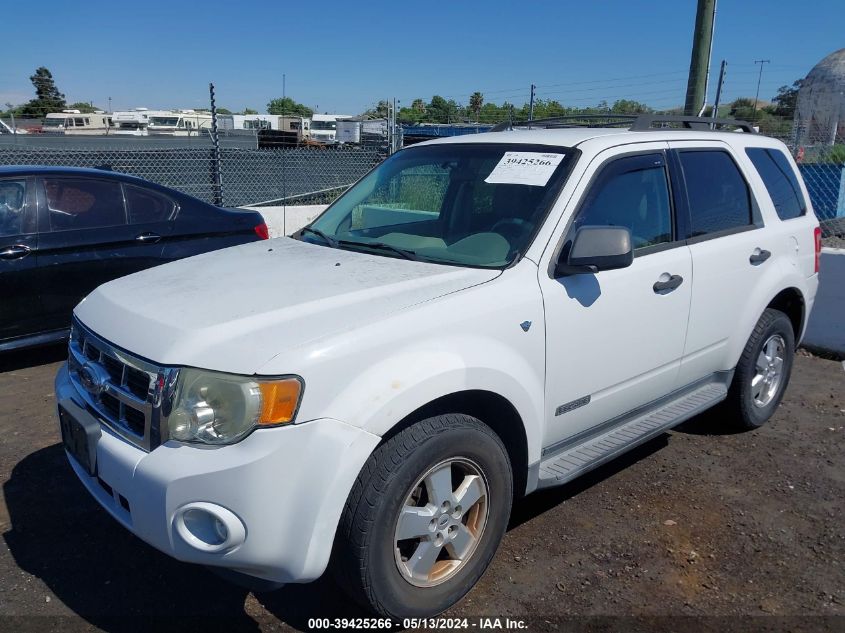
[55,116,820,618]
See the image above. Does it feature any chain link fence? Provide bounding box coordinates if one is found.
[0,120,844,239]
[0,143,386,208]
[788,130,845,241]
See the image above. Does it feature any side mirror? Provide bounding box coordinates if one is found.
[555,226,633,277]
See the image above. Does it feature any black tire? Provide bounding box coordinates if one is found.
[725,308,795,430]
[333,414,513,619]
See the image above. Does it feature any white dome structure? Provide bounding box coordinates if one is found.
[795,48,845,146]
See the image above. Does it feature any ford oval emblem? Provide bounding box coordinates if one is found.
[79,362,110,396]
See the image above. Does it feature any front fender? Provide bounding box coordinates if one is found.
[319,337,545,465]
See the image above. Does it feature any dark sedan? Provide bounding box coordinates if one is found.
[0,166,268,352]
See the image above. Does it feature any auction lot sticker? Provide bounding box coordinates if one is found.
[485,152,565,186]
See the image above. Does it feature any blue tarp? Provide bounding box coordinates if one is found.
[401,125,494,138]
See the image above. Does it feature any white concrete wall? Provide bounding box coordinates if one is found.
[240,205,328,237]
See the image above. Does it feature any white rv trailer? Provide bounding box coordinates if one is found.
[217,114,280,131]
[42,111,113,135]
[336,118,388,144]
[309,113,352,144]
[111,108,173,136]
[147,110,213,136]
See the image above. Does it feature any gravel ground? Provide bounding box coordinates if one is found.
[823,235,845,249]
[0,346,842,633]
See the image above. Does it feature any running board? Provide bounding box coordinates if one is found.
[537,381,728,488]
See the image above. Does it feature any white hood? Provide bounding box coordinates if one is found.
[74,237,499,374]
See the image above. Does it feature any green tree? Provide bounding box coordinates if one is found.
[363,100,389,118]
[67,102,99,113]
[426,96,460,123]
[215,107,233,115]
[411,98,426,112]
[769,80,802,118]
[242,108,259,115]
[267,97,313,117]
[20,67,66,117]
[610,99,653,114]
[469,92,484,122]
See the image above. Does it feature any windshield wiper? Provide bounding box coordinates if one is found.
[300,227,338,248]
[337,239,420,261]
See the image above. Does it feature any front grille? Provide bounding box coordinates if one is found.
[67,319,172,451]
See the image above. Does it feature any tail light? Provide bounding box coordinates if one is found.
[813,226,821,274]
[254,222,269,240]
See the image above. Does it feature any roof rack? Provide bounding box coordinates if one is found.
[490,114,757,134]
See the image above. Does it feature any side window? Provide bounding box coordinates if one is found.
[745,147,806,220]
[572,153,673,250]
[0,179,32,236]
[679,150,752,236]
[44,178,126,231]
[124,185,176,223]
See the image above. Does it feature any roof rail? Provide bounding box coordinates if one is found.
[630,115,756,133]
[490,114,757,134]
[490,115,637,132]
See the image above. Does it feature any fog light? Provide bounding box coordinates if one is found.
[174,502,246,553]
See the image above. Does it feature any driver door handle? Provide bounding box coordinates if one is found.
[653,273,684,294]
[0,244,31,260]
[135,232,161,244]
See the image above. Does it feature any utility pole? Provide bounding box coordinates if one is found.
[752,59,770,121]
[711,60,727,123]
[108,96,112,113]
[529,84,536,123]
[684,0,717,116]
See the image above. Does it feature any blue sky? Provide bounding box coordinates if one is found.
[2,0,842,115]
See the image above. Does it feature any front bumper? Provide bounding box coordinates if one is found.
[55,364,380,583]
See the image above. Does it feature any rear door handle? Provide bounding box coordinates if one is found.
[135,232,161,244]
[749,248,771,265]
[0,244,31,260]
[653,273,684,294]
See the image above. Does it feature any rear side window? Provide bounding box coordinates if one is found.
[572,153,673,250]
[44,178,126,231]
[124,185,176,223]
[679,150,752,237]
[745,147,806,220]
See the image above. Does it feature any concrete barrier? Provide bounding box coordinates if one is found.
[241,205,328,237]
[803,249,845,357]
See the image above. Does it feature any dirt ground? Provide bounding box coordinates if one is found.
[0,345,842,633]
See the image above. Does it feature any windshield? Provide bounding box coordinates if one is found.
[150,117,179,126]
[43,118,65,127]
[311,120,336,130]
[304,143,576,268]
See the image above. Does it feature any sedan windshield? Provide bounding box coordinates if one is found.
[304,143,576,268]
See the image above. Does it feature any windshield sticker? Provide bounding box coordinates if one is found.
[484,152,565,186]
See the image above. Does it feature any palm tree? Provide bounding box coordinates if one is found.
[469,92,484,122]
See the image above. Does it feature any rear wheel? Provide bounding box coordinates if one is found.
[333,414,512,618]
[726,308,795,430]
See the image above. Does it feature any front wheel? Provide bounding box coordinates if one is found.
[333,414,513,618]
[726,308,795,430]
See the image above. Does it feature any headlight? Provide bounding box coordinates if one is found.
[167,368,303,445]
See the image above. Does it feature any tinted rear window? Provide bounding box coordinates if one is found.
[125,185,176,223]
[679,150,752,237]
[745,147,805,220]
